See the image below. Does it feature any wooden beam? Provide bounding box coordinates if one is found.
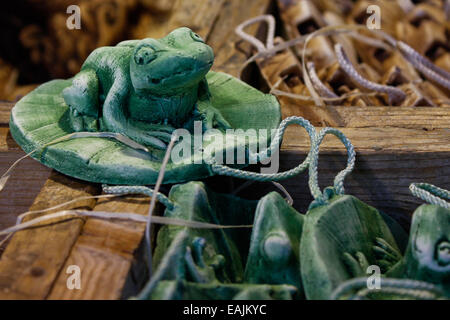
[0,172,99,299]
[165,0,226,39]
[329,106,450,129]
[0,126,51,243]
[47,196,157,300]
[143,0,226,39]
[278,126,450,226]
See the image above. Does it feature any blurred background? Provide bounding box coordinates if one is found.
[0,0,448,103]
[0,0,177,101]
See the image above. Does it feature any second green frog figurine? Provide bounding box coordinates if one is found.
[62,27,231,150]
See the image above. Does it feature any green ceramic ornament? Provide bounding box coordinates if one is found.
[151,181,255,284]
[330,183,449,300]
[244,192,304,296]
[136,181,309,300]
[300,128,404,300]
[300,189,402,300]
[9,28,281,185]
[387,204,450,296]
[62,27,230,146]
[137,181,257,299]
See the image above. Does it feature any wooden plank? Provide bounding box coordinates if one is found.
[331,106,450,129]
[278,126,450,226]
[208,0,274,77]
[0,126,52,244]
[0,126,18,151]
[0,101,14,125]
[0,151,51,234]
[47,196,160,300]
[0,172,99,299]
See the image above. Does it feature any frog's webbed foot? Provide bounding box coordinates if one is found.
[343,251,370,277]
[184,237,224,283]
[343,238,402,277]
[203,108,232,131]
[126,121,177,150]
[69,109,99,132]
[63,69,100,132]
[373,237,402,273]
[196,100,232,132]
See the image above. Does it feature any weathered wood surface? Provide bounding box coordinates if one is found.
[0,128,52,241]
[0,171,99,299]
[0,102,13,125]
[208,0,274,77]
[278,126,450,226]
[47,196,154,300]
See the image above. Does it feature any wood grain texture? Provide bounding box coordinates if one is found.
[47,196,160,300]
[0,127,51,242]
[0,172,99,299]
[143,0,226,39]
[0,101,14,125]
[277,126,450,227]
[331,106,450,129]
[165,0,226,38]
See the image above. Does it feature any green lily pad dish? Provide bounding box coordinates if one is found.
[9,71,281,185]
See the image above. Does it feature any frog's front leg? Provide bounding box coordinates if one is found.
[184,237,225,283]
[102,78,174,150]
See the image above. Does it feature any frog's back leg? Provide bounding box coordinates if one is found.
[63,69,99,131]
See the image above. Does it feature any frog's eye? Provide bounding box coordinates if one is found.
[134,46,157,65]
[190,32,205,43]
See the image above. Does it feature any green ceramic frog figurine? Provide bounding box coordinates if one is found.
[386,204,450,296]
[144,181,256,293]
[135,182,302,300]
[244,192,305,297]
[62,27,231,149]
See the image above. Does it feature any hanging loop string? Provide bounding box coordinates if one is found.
[307,62,338,99]
[234,15,450,105]
[234,15,279,79]
[308,127,356,205]
[235,14,276,53]
[334,43,406,105]
[102,185,174,210]
[331,277,446,300]
[209,116,316,182]
[396,41,450,90]
[409,183,450,209]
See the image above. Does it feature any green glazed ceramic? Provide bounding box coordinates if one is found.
[10,29,281,185]
[387,204,450,296]
[300,190,402,300]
